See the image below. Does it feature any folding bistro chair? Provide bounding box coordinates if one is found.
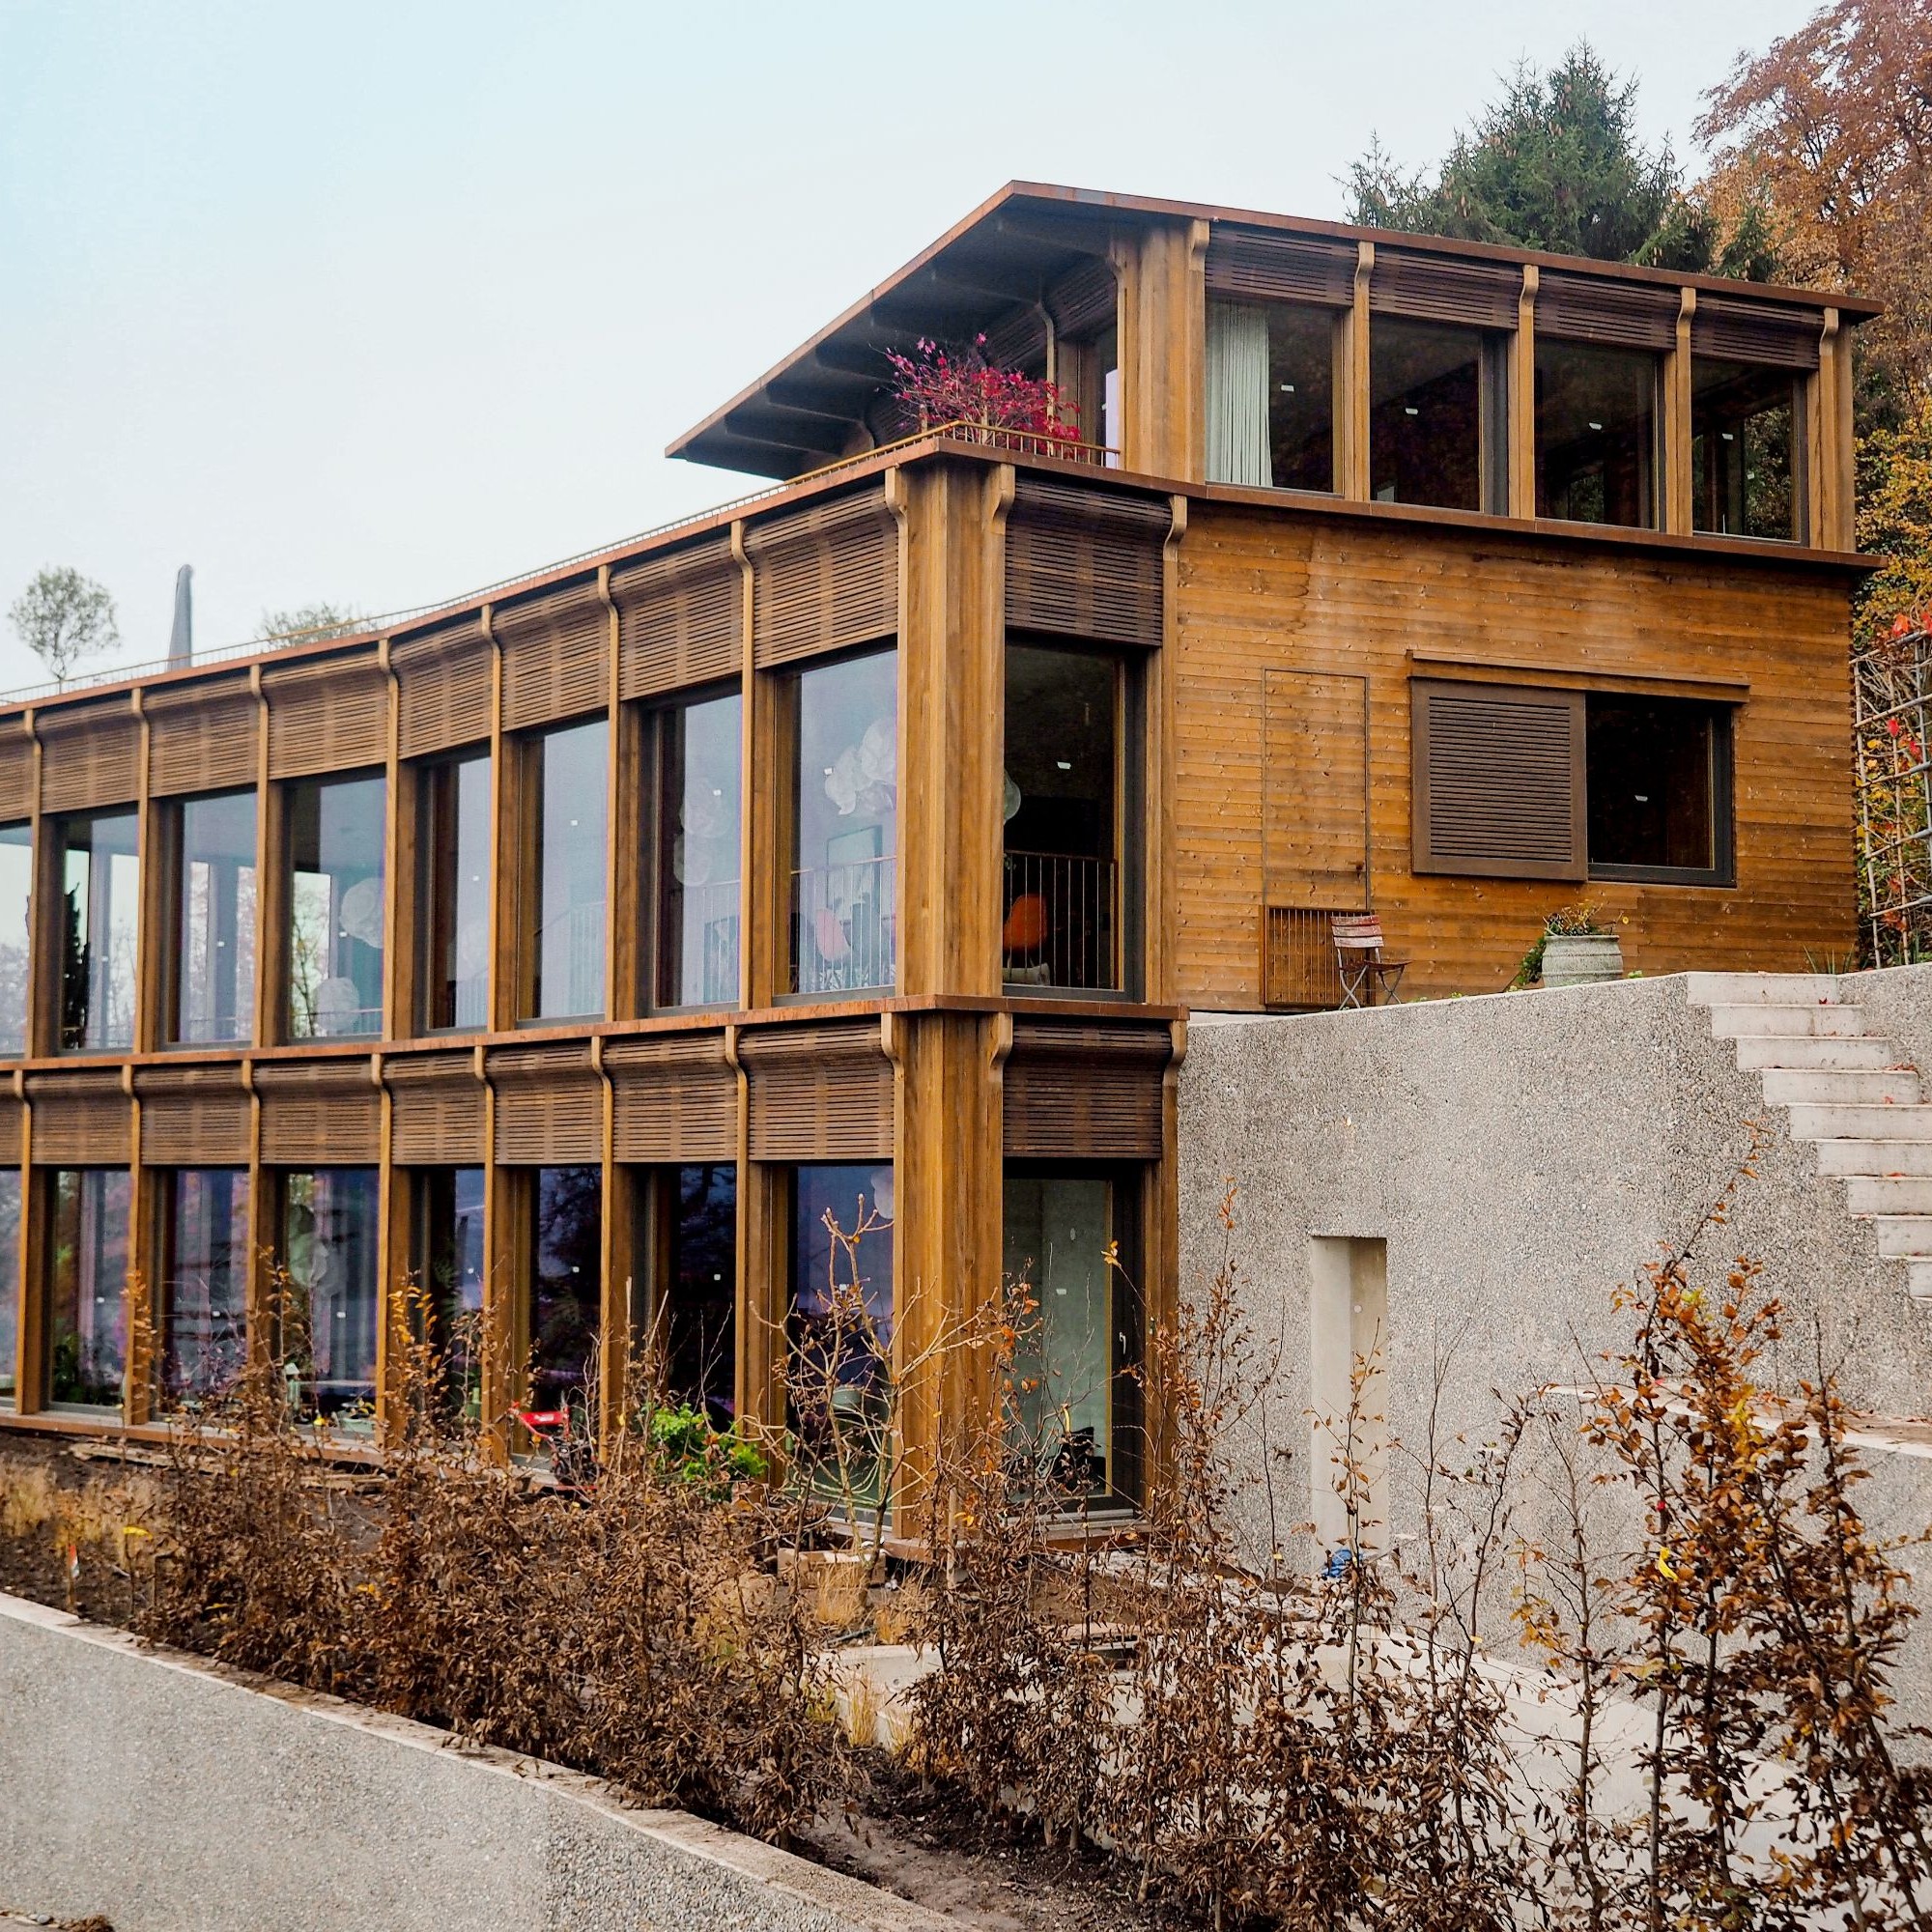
[1332,913,1406,1009]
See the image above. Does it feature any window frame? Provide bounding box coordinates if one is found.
[515,717,610,1027]
[643,679,744,1015]
[1584,694,1737,889]
[413,745,493,1037]
[158,786,259,1050]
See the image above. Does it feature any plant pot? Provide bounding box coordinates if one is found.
[1541,931,1624,988]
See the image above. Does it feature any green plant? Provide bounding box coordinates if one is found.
[647,1402,767,1493]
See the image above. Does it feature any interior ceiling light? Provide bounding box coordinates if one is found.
[1404,406,1420,416]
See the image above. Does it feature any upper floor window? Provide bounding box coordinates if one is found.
[525,720,607,1022]
[165,789,257,1046]
[1692,358,1799,542]
[790,649,896,997]
[653,690,741,1009]
[0,823,30,1056]
[1534,339,1660,529]
[57,810,139,1052]
[1206,300,1336,493]
[1371,317,1506,513]
[418,751,492,1032]
[288,772,385,1040]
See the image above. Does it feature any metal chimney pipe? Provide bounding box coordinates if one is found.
[168,565,193,666]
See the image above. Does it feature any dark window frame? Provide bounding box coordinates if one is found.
[158,785,259,1050]
[1585,696,1737,888]
[413,744,493,1036]
[641,678,743,1015]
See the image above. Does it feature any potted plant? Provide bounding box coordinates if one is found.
[1532,902,1625,988]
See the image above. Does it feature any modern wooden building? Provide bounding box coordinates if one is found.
[0,184,1874,1522]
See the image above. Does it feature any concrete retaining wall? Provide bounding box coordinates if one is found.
[0,1593,942,1932]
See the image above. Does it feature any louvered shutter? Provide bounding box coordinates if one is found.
[136,1065,251,1165]
[1005,478,1169,647]
[1206,227,1355,306]
[488,1042,602,1165]
[980,303,1048,374]
[0,1093,22,1165]
[749,491,898,668]
[1411,680,1586,880]
[39,704,139,813]
[1045,259,1119,340]
[266,656,389,779]
[27,1073,131,1165]
[1691,296,1823,371]
[611,536,741,699]
[1536,273,1679,352]
[0,724,32,822]
[386,1051,486,1165]
[496,578,610,731]
[1003,1023,1167,1159]
[742,1023,892,1161]
[148,675,259,796]
[394,616,493,758]
[1371,251,1521,330]
[255,1059,381,1164]
[607,1035,737,1161]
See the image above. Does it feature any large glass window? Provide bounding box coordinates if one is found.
[167,790,257,1045]
[1535,338,1659,528]
[1206,300,1336,492]
[1371,317,1502,512]
[58,811,140,1052]
[1003,642,1123,991]
[287,773,384,1039]
[281,1168,381,1424]
[0,823,31,1055]
[45,1168,128,1409]
[528,722,607,1021]
[1693,359,1799,541]
[413,1167,485,1419]
[156,1167,247,1406]
[1587,696,1733,884]
[527,1165,602,1416]
[791,650,896,996]
[644,1163,737,1425]
[419,753,492,1032]
[655,693,742,1009]
[787,1162,895,1505]
[0,1171,18,1406]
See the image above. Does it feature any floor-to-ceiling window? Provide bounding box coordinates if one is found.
[166,790,258,1045]
[790,650,896,996]
[642,1162,736,1423]
[1370,317,1506,513]
[0,1171,18,1406]
[526,1165,602,1417]
[156,1167,247,1405]
[280,1168,381,1424]
[1534,338,1661,528]
[287,773,385,1040]
[418,753,492,1032]
[526,722,607,1022]
[1206,299,1338,493]
[44,1168,129,1410]
[1692,358,1800,541]
[412,1166,485,1419]
[653,691,742,1009]
[57,811,140,1052]
[0,823,31,1055]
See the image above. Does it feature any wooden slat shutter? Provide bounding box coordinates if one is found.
[394,616,492,758]
[1003,1022,1167,1159]
[147,675,258,796]
[1536,272,1679,352]
[0,723,35,823]
[136,1065,251,1165]
[980,303,1048,374]
[386,1051,486,1165]
[497,578,610,731]
[749,491,898,669]
[1206,227,1354,306]
[1372,251,1521,330]
[39,703,139,813]
[743,1022,892,1161]
[488,1042,602,1165]
[256,1059,381,1164]
[266,656,389,779]
[1045,259,1118,339]
[1691,295,1822,371]
[1005,477,1169,647]
[611,536,741,700]
[0,1093,22,1165]
[27,1073,131,1165]
[608,1035,737,1161]
[1411,679,1586,880]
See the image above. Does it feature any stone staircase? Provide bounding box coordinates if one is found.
[1688,973,1932,1302]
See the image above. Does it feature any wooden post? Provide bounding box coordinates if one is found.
[1509,266,1539,520]
[1116,217,1208,480]
[1339,243,1375,500]
[9,1069,29,1413]
[1808,308,1856,551]
[1663,287,1696,536]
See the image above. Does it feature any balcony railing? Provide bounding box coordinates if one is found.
[792,855,895,995]
[537,899,607,1018]
[662,879,742,1007]
[1261,905,1362,1010]
[1002,851,1118,991]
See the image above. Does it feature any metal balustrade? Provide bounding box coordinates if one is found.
[1002,850,1118,991]
[791,856,895,995]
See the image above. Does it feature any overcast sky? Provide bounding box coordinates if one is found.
[0,0,1817,693]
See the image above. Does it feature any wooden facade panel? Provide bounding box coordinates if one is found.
[1691,295,1823,371]
[39,704,139,814]
[386,1051,486,1165]
[26,1074,130,1166]
[0,1094,21,1165]
[394,616,492,758]
[1206,226,1354,307]
[1045,258,1118,339]
[1370,250,1521,330]
[147,676,258,797]
[607,1034,736,1162]
[1003,1022,1167,1159]
[488,1042,601,1165]
[266,656,388,779]
[749,490,898,668]
[611,535,741,699]
[497,578,610,731]
[1537,272,1679,351]
[1263,668,1369,905]
[0,724,31,824]
[742,1022,891,1161]
[1005,477,1169,648]
[256,1060,381,1165]
[135,1065,251,1166]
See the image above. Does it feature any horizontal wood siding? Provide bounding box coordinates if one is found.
[1536,272,1678,351]
[147,676,258,796]
[1045,259,1119,339]
[135,1065,251,1165]
[742,1022,891,1161]
[39,705,139,813]
[394,617,493,757]
[749,490,898,668]
[1005,478,1169,647]
[255,1061,381,1164]
[0,724,32,824]
[1691,296,1823,371]
[1370,251,1520,330]
[607,1035,736,1162]
[266,657,389,779]
[488,1042,601,1165]
[1206,226,1354,306]
[497,578,609,731]
[611,536,741,699]
[0,1094,21,1165]
[1003,1022,1167,1159]
[386,1052,486,1165]
[26,1074,130,1166]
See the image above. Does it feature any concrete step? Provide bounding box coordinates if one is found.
[1707,1004,1868,1038]
[1761,1068,1923,1107]
[1876,1218,1932,1259]
[1846,1176,1932,1216]
[1735,1036,1898,1071]
[1912,1261,1932,1302]
[1787,1104,1932,1142]
[1815,1139,1932,1178]
[1687,972,1841,1008]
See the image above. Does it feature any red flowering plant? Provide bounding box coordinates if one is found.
[883,336,1082,453]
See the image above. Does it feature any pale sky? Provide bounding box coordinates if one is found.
[0,0,1817,694]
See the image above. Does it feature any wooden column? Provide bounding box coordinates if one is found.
[23,710,52,1062]
[1116,216,1208,480]
[478,1041,510,1462]
[9,1070,29,1412]
[1338,242,1375,500]
[737,524,784,1010]
[1508,266,1539,519]
[1808,308,1856,551]
[131,690,160,1055]
[248,667,272,1049]
[593,1035,630,1441]
[1147,497,1186,1010]
[1663,287,1697,535]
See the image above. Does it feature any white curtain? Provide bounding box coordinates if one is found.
[1206,301,1273,488]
